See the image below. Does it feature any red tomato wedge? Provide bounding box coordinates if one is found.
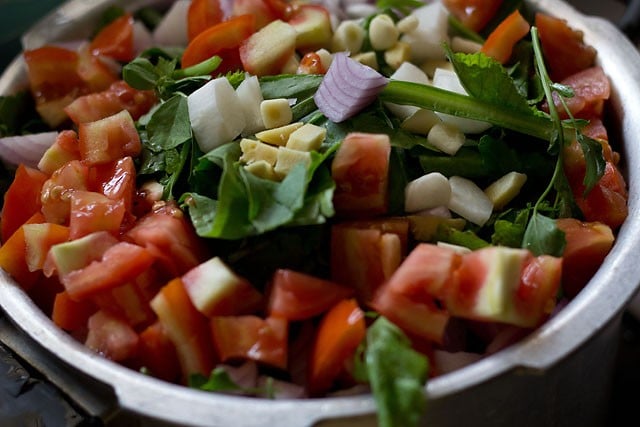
[85,310,139,362]
[480,10,530,64]
[210,315,288,370]
[307,299,365,396]
[181,14,256,72]
[188,0,224,41]
[331,133,391,217]
[65,80,157,125]
[52,290,96,332]
[68,191,126,240]
[90,156,137,216]
[442,0,504,32]
[546,67,610,120]
[89,14,135,62]
[22,223,70,272]
[535,13,597,81]
[1,164,48,243]
[78,110,141,166]
[138,321,181,382]
[0,213,46,289]
[232,0,280,29]
[62,241,154,301]
[267,269,353,320]
[150,278,217,379]
[41,160,91,225]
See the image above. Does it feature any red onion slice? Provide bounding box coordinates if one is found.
[314,52,388,123]
[0,131,58,169]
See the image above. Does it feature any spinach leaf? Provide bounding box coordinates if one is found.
[492,208,530,247]
[577,130,606,196]
[376,0,423,16]
[0,92,48,137]
[435,224,490,250]
[365,317,429,427]
[522,212,566,257]
[146,94,192,151]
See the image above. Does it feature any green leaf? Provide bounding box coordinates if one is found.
[435,224,490,250]
[376,0,423,15]
[491,209,530,247]
[365,317,429,427]
[189,367,243,392]
[146,95,192,151]
[259,74,324,100]
[122,57,162,90]
[577,132,606,195]
[521,212,566,257]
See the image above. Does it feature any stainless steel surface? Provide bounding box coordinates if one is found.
[1,0,640,426]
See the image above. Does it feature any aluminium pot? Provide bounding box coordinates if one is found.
[1,0,639,426]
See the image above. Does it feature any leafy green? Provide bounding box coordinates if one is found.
[492,209,530,247]
[522,212,566,257]
[376,0,423,16]
[146,94,192,151]
[364,317,429,427]
[0,92,48,137]
[259,74,323,121]
[183,142,337,240]
[435,224,491,250]
[189,367,275,397]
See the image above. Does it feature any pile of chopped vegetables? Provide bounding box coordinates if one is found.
[0,0,628,425]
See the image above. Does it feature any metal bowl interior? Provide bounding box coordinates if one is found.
[1,0,639,426]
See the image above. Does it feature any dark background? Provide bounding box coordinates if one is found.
[0,1,638,426]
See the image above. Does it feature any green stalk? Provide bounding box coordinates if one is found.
[379,80,571,141]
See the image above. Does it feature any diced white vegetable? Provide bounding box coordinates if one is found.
[436,242,472,254]
[432,68,493,134]
[245,160,278,181]
[286,123,326,152]
[236,75,266,136]
[401,2,450,63]
[484,172,528,210]
[331,20,365,54]
[256,122,304,146]
[385,61,430,120]
[397,14,419,34]
[315,48,333,70]
[152,0,190,47]
[404,172,451,213]
[448,176,494,226]
[133,21,153,56]
[427,122,466,155]
[274,147,311,178]
[451,36,483,54]
[344,4,378,20]
[260,99,293,129]
[369,14,399,51]
[401,109,441,135]
[188,77,246,153]
[352,52,378,70]
[384,41,411,70]
[421,59,453,79]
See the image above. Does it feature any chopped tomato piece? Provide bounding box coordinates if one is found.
[150,278,217,380]
[126,203,209,278]
[89,14,135,62]
[443,0,504,32]
[480,10,530,64]
[76,46,119,93]
[535,13,597,81]
[232,0,280,29]
[267,269,353,320]
[65,80,157,124]
[78,110,141,166]
[1,164,48,242]
[0,213,45,289]
[52,291,96,332]
[41,160,91,225]
[91,281,157,327]
[211,315,288,370]
[557,219,614,297]
[68,191,126,240]
[331,133,391,217]
[138,321,181,383]
[547,67,610,120]
[85,310,139,362]
[307,299,365,395]
[188,0,224,41]
[181,14,256,73]
[90,156,137,216]
[38,130,81,176]
[22,223,70,272]
[62,241,154,301]
[297,52,326,75]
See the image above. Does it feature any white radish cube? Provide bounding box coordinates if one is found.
[236,75,266,136]
[401,109,441,135]
[427,122,466,155]
[448,176,493,226]
[405,172,451,213]
[432,68,493,134]
[401,2,450,63]
[188,77,246,153]
[286,123,326,152]
[260,99,292,129]
[152,0,190,47]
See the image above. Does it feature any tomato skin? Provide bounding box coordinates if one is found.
[297,52,326,75]
[78,110,141,166]
[91,281,157,328]
[556,218,615,298]
[62,241,154,301]
[65,80,157,125]
[545,67,610,120]
[85,310,139,362]
[22,223,70,272]
[1,164,48,243]
[232,0,279,29]
[89,14,135,62]
[41,160,91,225]
[480,10,530,64]
[443,0,504,32]
[150,278,217,380]
[210,315,288,370]
[267,269,353,320]
[181,14,256,72]
[307,299,365,396]
[188,0,224,41]
[331,133,391,217]
[52,290,96,332]
[0,213,46,289]
[90,156,137,217]
[76,46,119,93]
[535,13,597,81]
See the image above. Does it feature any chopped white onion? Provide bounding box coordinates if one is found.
[313,52,388,123]
[0,132,58,169]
